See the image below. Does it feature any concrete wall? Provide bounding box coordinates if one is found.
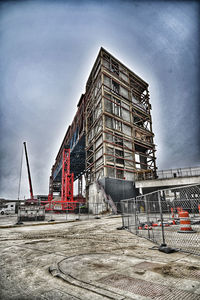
[99,177,136,202]
[88,177,137,214]
[88,182,107,214]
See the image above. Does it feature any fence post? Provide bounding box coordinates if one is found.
[158,190,166,246]
[78,202,80,220]
[127,199,129,230]
[144,195,150,239]
[66,204,68,221]
[134,198,138,235]
[121,201,125,228]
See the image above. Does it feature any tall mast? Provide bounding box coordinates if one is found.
[23,142,34,200]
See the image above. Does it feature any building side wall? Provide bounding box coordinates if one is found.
[85,48,156,190]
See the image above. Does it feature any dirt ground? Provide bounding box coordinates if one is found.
[0,214,200,300]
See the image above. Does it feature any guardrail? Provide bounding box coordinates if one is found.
[135,166,200,181]
[156,167,200,179]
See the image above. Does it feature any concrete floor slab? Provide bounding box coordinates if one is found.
[0,215,200,299]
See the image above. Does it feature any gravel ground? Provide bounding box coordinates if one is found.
[0,215,200,300]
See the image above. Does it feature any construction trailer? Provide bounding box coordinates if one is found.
[49,47,157,211]
[17,205,45,222]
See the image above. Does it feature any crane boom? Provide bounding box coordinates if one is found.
[23,142,34,200]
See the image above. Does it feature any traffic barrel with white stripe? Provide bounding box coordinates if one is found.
[178,211,196,233]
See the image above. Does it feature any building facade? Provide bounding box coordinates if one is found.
[50,48,157,203]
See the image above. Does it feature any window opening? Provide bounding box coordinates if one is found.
[116,169,124,179]
[114,133,123,146]
[113,97,121,117]
[111,59,119,75]
[115,149,124,165]
[113,119,122,131]
[112,80,119,94]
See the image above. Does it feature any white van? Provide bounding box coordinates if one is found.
[0,202,16,215]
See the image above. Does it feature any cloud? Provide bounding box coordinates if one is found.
[0,0,199,199]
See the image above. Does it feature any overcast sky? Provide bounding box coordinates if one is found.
[0,0,199,199]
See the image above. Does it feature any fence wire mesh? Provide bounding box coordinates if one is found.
[0,202,121,226]
[42,201,121,222]
[121,185,200,256]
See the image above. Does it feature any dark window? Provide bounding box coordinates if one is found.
[115,149,124,165]
[114,133,123,146]
[116,169,124,179]
[112,80,119,94]
[111,59,119,75]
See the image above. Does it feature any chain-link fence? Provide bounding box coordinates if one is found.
[62,201,113,221]
[0,202,121,226]
[121,185,200,256]
[19,201,121,223]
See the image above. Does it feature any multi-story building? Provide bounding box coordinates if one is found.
[49,47,156,204]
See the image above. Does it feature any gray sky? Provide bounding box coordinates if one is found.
[0,0,199,199]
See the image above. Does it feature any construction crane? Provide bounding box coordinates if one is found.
[22,141,39,205]
[17,142,45,222]
[23,142,34,202]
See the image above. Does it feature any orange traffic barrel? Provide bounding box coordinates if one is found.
[178,211,196,233]
[177,207,182,214]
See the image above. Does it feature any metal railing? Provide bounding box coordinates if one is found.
[121,184,200,256]
[135,166,200,181]
[156,167,200,179]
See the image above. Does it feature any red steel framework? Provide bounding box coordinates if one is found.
[61,149,75,210]
[44,149,76,211]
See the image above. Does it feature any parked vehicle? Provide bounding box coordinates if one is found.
[0,202,16,215]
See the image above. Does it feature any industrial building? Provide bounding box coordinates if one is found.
[49,47,157,206]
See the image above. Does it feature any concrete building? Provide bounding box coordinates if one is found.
[49,48,157,206]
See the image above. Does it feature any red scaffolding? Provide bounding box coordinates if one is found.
[43,149,76,211]
[61,149,75,210]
